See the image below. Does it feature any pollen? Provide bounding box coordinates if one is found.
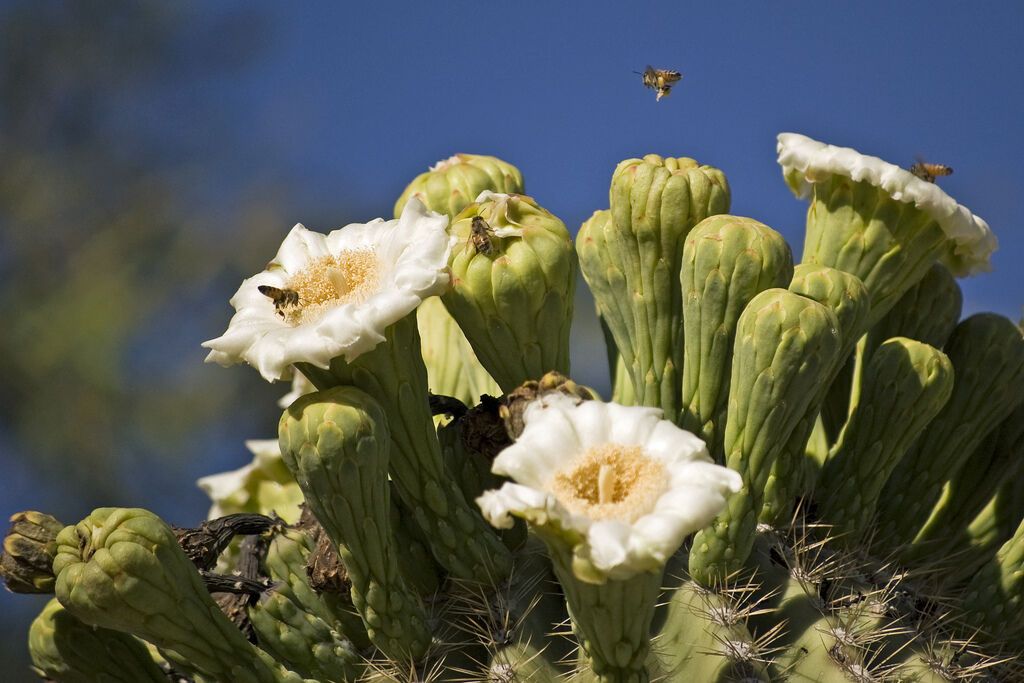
[550,444,668,522]
[285,250,380,325]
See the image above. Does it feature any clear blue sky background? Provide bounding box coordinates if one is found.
[3,1,1023,675]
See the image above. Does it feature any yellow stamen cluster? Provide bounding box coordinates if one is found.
[285,250,380,325]
[550,444,667,522]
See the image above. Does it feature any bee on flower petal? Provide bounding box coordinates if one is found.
[468,216,495,255]
[638,65,682,102]
[909,157,953,183]
[257,285,301,317]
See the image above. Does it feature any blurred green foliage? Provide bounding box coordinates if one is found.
[0,1,298,675]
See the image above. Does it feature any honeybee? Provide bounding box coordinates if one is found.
[909,158,953,183]
[258,285,301,317]
[638,65,682,102]
[469,216,494,255]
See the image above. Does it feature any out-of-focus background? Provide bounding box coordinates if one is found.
[1,0,1022,676]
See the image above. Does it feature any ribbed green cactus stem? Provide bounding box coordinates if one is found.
[875,313,1024,552]
[394,156,519,406]
[799,173,949,327]
[545,538,661,683]
[654,580,770,681]
[816,338,954,544]
[583,156,730,423]
[678,215,794,461]
[52,507,301,682]
[442,192,575,392]
[688,289,841,584]
[249,527,366,681]
[296,315,512,584]
[759,264,870,525]
[904,399,1024,566]
[820,262,962,445]
[278,386,431,662]
[416,296,500,407]
[1,510,64,594]
[960,516,1024,644]
[29,597,168,682]
[600,313,635,406]
[940,475,1024,587]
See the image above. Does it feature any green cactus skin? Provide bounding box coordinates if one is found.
[394,154,520,408]
[799,173,949,327]
[653,580,770,682]
[688,289,841,584]
[297,315,512,585]
[393,153,524,221]
[545,540,661,683]
[28,597,168,682]
[679,215,794,461]
[599,313,636,406]
[940,475,1024,588]
[416,296,500,407]
[579,156,730,424]
[815,338,954,544]
[960,516,1024,645]
[249,527,366,681]
[759,265,871,525]
[442,193,576,393]
[278,387,431,662]
[875,314,1024,552]
[435,416,527,553]
[1,510,64,594]
[905,399,1024,566]
[820,262,962,446]
[52,507,303,682]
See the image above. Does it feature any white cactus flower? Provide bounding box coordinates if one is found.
[197,439,304,523]
[278,372,316,408]
[477,394,742,582]
[203,198,452,382]
[776,132,996,276]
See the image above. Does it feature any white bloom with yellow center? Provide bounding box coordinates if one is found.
[203,198,452,382]
[777,132,996,276]
[477,394,742,581]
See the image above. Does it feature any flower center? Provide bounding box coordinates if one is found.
[285,250,380,325]
[550,444,668,522]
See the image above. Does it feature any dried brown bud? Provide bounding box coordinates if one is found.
[499,371,595,439]
[1,511,64,594]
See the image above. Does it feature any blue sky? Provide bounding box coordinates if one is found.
[173,0,1023,314]
[3,2,1023,674]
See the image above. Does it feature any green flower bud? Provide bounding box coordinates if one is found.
[1,510,63,594]
[679,215,794,457]
[759,264,871,524]
[394,155,519,406]
[393,153,524,220]
[688,289,841,584]
[298,315,512,584]
[52,507,301,682]
[906,400,1024,566]
[442,192,576,392]
[416,296,499,407]
[279,386,431,661]
[581,155,730,423]
[821,262,961,444]
[29,597,167,682]
[816,338,954,543]
[250,528,365,681]
[943,475,1024,586]
[876,314,1024,551]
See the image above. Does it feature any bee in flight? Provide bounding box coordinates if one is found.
[909,158,953,183]
[258,285,301,317]
[638,65,682,102]
[468,216,494,255]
